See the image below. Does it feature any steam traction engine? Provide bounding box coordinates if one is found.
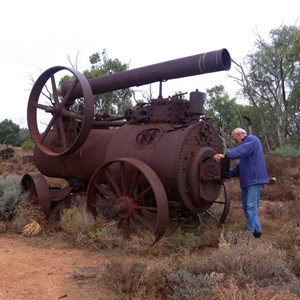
[22,49,232,239]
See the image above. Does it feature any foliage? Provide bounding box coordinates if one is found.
[233,25,300,150]
[0,175,28,220]
[18,128,31,145]
[0,119,21,146]
[0,146,15,159]
[21,140,35,153]
[204,86,269,149]
[0,119,30,147]
[83,49,134,115]
[205,85,239,135]
[274,146,300,158]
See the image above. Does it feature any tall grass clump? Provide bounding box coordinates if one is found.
[0,175,28,220]
[60,197,94,236]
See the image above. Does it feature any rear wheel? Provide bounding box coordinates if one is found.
[87,157,169,239]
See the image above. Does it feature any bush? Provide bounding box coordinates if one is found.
[60,202,94,236]
[0,175,28,220]
[21,140,35,152]
[274,146,300,158]
[0,146,15,160]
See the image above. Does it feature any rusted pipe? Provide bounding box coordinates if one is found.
[62,48,231,99]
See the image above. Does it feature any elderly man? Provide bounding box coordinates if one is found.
[214,128,269,238]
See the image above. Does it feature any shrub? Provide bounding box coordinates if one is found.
[60,201,94,236]
[21,140,35,153]
[0,175,28,220]
[274,146,300,158]
[0,146,14,160]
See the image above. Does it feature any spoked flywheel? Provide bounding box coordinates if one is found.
[27,66,94,156]
[86,157,169,239]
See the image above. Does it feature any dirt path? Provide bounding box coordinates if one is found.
[0,233,118,300]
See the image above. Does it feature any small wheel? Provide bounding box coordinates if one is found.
[87,157,169,238]
[21,172,51,215]
[201,181,231,225]
[27,66,94,156]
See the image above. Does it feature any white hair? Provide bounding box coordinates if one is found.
[232,128,247,135]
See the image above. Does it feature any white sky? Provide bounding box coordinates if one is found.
[0,0,299,128]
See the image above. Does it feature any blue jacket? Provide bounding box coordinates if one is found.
[225,134,269,188]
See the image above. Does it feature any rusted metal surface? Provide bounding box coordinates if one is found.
[27,67,94,156]
[21,173,51,215]
[62,49,231,100]
[23,49,232,239]
[87,157,169,237]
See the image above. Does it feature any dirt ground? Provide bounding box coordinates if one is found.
[0,233,119,300]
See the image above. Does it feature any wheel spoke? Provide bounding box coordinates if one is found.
[133,213,155,232]
[57,116,68,149]
[205,210,219,222]
[61,78,79,107]
[128,169,140,197]
[61,109,85,120]
[135,205,157,212]
[50,74,59,105]
[35,103,54,111]
[95,183,118,202]
[133,185,151,202]
[105,168,122,198]
[214,200,225,204]
[202,181,231,224]
[40,116,56,143]
[119,161,128,195]
[28,66,93,156]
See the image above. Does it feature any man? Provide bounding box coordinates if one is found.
[214,128,269,238]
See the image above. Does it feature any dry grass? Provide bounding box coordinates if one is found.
[1,149,300,299]
[9,198,46,233]
[60,197,94,235]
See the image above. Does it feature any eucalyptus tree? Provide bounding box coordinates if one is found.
[83,49,134,115]
[205,85,241,139]
[232,25,300,149]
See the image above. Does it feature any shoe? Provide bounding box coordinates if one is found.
[253,231,262,238]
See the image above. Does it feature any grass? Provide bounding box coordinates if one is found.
[1,149,300,299]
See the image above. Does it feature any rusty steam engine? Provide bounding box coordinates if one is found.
[22,49,232,239]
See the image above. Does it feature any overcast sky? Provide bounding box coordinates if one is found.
[0,0,299,128]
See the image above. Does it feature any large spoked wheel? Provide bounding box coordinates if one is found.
[27,66,94,156]
[21,172,51,215]
[200,181,231,225]
[87,157,169,239]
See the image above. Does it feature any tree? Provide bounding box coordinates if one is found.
[205,85,243,142]
[83,49,134,115]
[18,128,31,145]
[0,119,20,146]
[232,25,300,150]
[205,86,238,127]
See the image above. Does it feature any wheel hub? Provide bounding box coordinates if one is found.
[113,196,136,218]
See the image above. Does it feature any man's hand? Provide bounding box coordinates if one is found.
[213,154,225,162]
